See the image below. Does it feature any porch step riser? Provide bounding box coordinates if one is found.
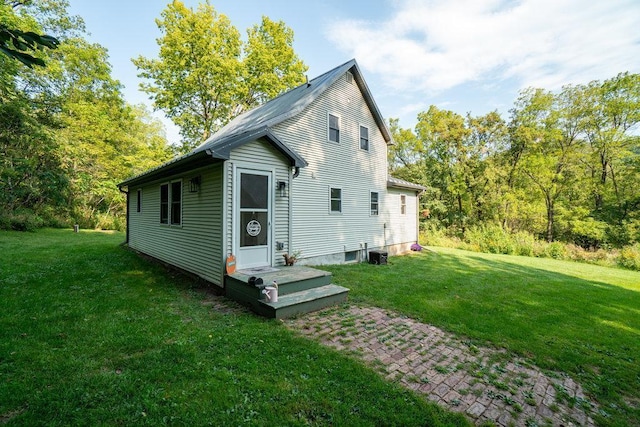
[270,291,348,319]
[258,284,349,319]
[276,275,332,295]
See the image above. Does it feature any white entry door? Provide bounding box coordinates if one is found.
[235,169,272,269]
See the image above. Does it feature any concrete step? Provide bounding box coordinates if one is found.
[257,284,349,319]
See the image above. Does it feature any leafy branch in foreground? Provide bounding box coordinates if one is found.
[0,24,59,67]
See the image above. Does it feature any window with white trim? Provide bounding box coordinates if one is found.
[328,113,340,143]
[401,194,406,215]
[330,187,342,213]
[370,191,379,216]
[160,181,182,225]
[359,125,369,151]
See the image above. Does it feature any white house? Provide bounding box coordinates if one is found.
[118,59,424,291]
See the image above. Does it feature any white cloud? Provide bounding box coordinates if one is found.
[326,0,640,94]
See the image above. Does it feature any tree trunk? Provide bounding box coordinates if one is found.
[545,195,554,242]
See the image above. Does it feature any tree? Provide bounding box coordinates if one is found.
[134,1,307,153]
[133,1,242,151]
[239,16,307,112]
[508,87,584,242]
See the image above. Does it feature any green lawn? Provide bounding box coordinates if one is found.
[0,230,467,426]
[322,247,640,426]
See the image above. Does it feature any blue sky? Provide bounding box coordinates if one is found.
[67,0,640,145]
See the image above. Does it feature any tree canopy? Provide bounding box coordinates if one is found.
[1,0,172,231]
[390,73,640,247]
[133,0,308,153]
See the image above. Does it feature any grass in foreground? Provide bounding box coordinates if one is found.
[322,247,640,426]
[0,229,468,426]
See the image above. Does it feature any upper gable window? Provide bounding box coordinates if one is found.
[360,125,369,151]
[328,113,340,143]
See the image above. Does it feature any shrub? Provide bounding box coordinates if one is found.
[419,223,461,248]
[0,211,44,232]
[617,244,640,271]
[544,242,568,260]
[465,224,515,255]
[513,231,536,257]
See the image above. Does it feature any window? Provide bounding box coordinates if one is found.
[345,250,358,262]
[160,181,182,225]
[136,189,142,213]
[160,184,169,224]
[401,194,406,215]
[370,191,379,216]
[328,113,340,143]
[330,187,342,213]
[359,125,369,151]
[171,181,182,225]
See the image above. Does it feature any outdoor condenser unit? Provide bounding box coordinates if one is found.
[369,250,388,265]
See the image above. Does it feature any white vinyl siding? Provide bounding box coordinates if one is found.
[127,164,225,286]
[387,188,419,245]
[272,71,397,259]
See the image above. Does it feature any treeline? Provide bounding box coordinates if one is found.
[1,0,175,230]
[1,0,308,231]
[390,73,640,250]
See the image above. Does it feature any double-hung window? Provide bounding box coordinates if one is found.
[400,194,406,215]
[160,181,182,225]
[370,191,379,216]
[328,113,340,143]
[359,125,369,151]
[330,187,342,213]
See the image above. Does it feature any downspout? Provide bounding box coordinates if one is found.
[288,166,300,259]
[118,185,129,244]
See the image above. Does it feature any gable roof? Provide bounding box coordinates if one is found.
[119,58,390,188]
[194,58,391,152]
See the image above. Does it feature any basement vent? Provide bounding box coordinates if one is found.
[345,71,353,84]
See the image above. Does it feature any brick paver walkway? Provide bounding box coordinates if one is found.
[284,305,598,427]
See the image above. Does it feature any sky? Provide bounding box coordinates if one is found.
[67,0,640,146]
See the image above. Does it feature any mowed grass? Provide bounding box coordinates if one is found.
[0,230,468,426]
[322,247,640,426]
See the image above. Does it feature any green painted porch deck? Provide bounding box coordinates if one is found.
[225,266,349,319]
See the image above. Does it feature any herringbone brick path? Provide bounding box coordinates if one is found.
[285,305,598,427]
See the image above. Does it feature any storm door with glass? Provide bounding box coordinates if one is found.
[235,169,272,269]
